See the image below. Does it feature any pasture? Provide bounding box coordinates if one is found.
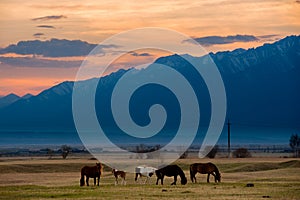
[0,157,299,199]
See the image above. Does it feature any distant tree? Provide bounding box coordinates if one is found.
[61,145,71,159]
[289,134,300,158]
[232,148,251,158]
[46,148,54,159]
[206,145,219,159]
[179,151,188,159]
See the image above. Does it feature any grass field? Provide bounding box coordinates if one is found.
[0,156,299,199]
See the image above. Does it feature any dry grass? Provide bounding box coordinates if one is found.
[0,156,299,199]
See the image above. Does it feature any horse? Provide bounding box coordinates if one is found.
[135,166,157,184]
[190,162,221,183]
[155,165,187,185]
[112,169,126,185]
[80,163,102,186]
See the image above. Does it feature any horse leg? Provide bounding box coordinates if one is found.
[171,175,177,185]
[161,175,164,185]
[211,172,217,183]
[191,172,197,183]
[207,173,210,183]
[97,176,100,186]
[86,177,89,186]
[94,177,96,186]
[156,177,159,185]
[144,176,149,184]
[135,173,139,182]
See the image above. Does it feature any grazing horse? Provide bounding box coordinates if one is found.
[135,166,157,184]
[80,163,102,186]
[112,169,126,185]
[190,162,221,183]
[155,165,187,185]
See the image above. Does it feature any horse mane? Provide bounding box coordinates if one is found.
[213,163,221,180]
[177,166,187,184]
[177,167,185,179]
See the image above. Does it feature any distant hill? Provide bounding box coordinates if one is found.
[0,35,299,132]
[0,93,20,109]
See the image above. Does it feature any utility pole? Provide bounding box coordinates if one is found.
[227,119,231,158]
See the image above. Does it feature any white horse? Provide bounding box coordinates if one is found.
[135,166,157,184]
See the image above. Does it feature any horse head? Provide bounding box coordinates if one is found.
[181,176,187,185]
[216,173,221,182]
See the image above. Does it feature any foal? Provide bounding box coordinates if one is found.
[112,169,126,185]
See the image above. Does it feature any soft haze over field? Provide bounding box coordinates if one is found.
[0,0,300,96]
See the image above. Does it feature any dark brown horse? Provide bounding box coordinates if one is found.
[190,162,221,183]
[155,165,187,185]
[112,169,126,185]
[80,163,102,186]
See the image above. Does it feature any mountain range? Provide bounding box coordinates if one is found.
[0,93,33,109]
[0,35,299,135]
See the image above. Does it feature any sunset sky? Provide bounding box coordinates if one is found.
[0,0,300,96]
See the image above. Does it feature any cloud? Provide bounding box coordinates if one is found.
[129,51,153,57]
[0,56,81,69]
[33,33,45,38]
[257,34,279,39]
[183,34,259,46]
[0,38,118,57]
[257,34,281,42]
[36,25,55,29]
[31,15,67,21]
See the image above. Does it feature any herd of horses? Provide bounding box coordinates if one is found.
[80,162,221,186]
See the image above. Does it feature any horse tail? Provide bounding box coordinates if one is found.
[99,163,103,176]
[80,167,85,186]
[190,164,194,182]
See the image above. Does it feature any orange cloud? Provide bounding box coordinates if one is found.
[0,78,66,96]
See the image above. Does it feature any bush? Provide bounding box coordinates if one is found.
[232,148,251,158]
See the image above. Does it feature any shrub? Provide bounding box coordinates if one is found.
[206,145,219,158]
[232,148,251,158]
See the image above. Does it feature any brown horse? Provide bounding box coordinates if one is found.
[80,163,102,186]
[112,169,126,185]
[190,162,221,183]
[155,165,187,185]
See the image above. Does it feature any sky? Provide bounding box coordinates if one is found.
[0,0,300,96]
